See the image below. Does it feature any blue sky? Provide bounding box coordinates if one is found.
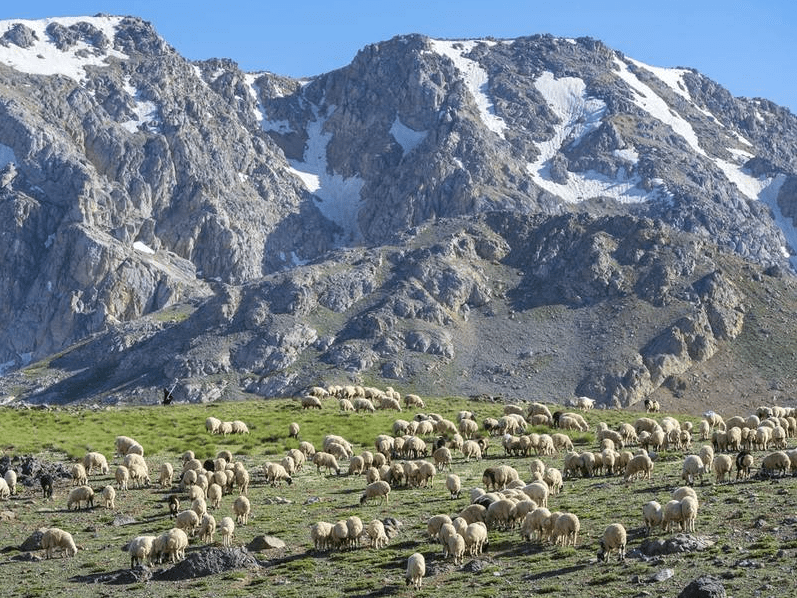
[4,1,795,113]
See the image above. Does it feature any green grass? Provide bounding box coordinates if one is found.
[0,397,794,598]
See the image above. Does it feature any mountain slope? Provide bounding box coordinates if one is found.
[0,16,796,411]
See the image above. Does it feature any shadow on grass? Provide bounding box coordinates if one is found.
[521,562,589,581]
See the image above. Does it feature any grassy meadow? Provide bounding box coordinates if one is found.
[0,395,795,598]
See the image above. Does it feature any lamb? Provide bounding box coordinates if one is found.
[446,473,462,499]
[680,496,699,532]
[234,495,251,525]
[128,535,156,568]
[713,454,733,483]
[67,485,94,510]
[219,516,235,547]
[82,451,109,476]
[101,485,116,509]
[41,527,77,559]
[3,470,16,495]
[288,422,300,439]
[360,480,391,505]
[597,523,627,562]
[168,495,180,518]
[642,501,663,535]
[681,454,706,486]
[405,552,426,590]
[175,509,200,536]
[551,512,580,546]
[198,513,216,543]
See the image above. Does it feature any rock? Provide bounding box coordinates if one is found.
[247,535,286,550]
[639,534,714,556]
[112,515,137,526]
[154,547,262,581]
[677,575,726,598]
[19,528,45,551]
[0,510,15,521]
[463,559,488,573]
[649,568,675,582]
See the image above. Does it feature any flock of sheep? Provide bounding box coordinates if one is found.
[5,382,797,592]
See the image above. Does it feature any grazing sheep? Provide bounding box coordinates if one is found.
[543,468,564,495]
[681,454,706,486]
[642,501,663,535]
[597,523,627,562]
[353,398,376,413]
[680,496,699,532]
[348,455,365,476]
[458,504,487,525]
[115,466,130,491]
[339,398,354,411]
[310,521,333,551]
[671,486,698,501]
[101,485,116,509]
[433,446,453,471]
[191,497,208,518]
[128,535,156,568]
[461,440,482,461]
[761,450,790,476]
[520,507,551,543]
[198,513,216,543]
[288,422,300,439]
[234,495,251,525]
[67,485,94,510]
[3,470,16,495]
[427,514,453,540]
[662,500,684,532]
[219,516,235,547]
[71,463,88,486]
[263,462,292,486]
[575,396,595,411]
[159,462,174,488]
[175,510,200,536]
[301,395,323,409]
[82,451,109,476]
[713,454,733,483]
[205,416,221,434]
[114,435,142,457]
[158,528,189,563]
[206,483,222,509]
[406,552,426,590]
[129,462,150,488]
[446,531,466,565]
[486,498,517,530]
[551,512,580,546]
[41,528,77,559]
[360,481,391,505]
[446,473,462,499]
[365,519,389,549]
[404,393,425,408]
[522,481,549,509]
[482,464,519,491]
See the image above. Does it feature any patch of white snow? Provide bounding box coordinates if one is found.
[133,241,155,255]
[430,39,507,135]
[0,16,128,82]
[627,58,692,101]
[120,78,160,133]
[390,117,427,155]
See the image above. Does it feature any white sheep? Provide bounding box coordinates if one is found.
[67,485,94,510]
[82,451,109,476]
[207,483,223,509]
[662,500,684,532]
[3,470,16,495]
[114,435,142,457]
[761,450,790,476]
[446,473,461,499]
[198,513,216,543]
[159,462,174,488]
[310,521,333,551]
[522,481,549,508]
[41,527,77,558]
[219,516,235,547]
[597,523,627,562]
[234,495,251,525]
[205,416,221,434]
[446,531,466,565]
[405,552,425,590]
[71,463,88,486]
[128,535,156,568]
[463,521,488,555]
[101,485,116,509]
[427,514,453,540]
[551,512,580,546]
[680,496,699,532]
[486,498,517,530]
[360,480,391,505]
[158,528,188,563]
[713,454,733,483]
[313,452,341,475]
[231,420,250,434]
[461,440,482,461]
[175,509,200,536]
[681,454,706,486]
[365,519,389,549]
[642,500,662,535]
[671,486,698,501]
[288,422,300,439]
[520,507,551,543]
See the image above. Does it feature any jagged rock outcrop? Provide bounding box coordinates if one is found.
[0,16,795,407]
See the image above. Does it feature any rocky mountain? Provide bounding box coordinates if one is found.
[1,15,796,410]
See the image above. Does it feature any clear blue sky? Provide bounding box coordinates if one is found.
[4,1,795,113]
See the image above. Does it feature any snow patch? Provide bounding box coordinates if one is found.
[120,78,160,133]
[430,39,507,135]
[133,241,155,255]
[288,107,364,242]
[627,58,692,101]
[0,16,128,82]
[390,117,426,155]
[614,56,705,156]
[757,175,797,268]
[613,147,639,164]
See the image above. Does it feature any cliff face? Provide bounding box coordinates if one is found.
[0,17,796,409]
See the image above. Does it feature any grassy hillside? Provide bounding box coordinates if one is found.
[0,397,794,598]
